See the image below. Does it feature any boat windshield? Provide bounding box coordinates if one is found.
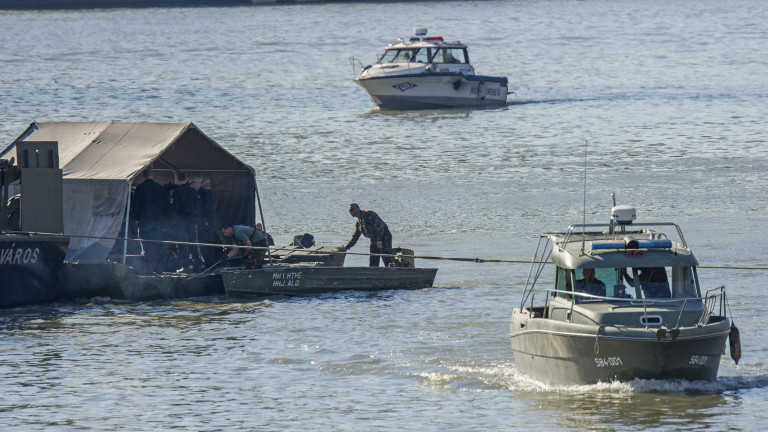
[555,266,700,301]
[379,48,429,64]
[433,48,467,64]
[379,47,467,64]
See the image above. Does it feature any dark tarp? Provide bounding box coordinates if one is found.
[1,121,256,260]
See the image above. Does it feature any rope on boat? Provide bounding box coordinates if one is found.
[594,324,606,354]
[3,230,768,270]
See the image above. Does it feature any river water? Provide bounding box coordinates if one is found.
[1,0,767,430]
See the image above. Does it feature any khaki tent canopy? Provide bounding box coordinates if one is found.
[0,121,256,260]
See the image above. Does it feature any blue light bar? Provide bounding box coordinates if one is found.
[590,239,673,250]
[635,239,672,249]
[590,242,625,250]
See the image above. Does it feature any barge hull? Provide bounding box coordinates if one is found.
[0,236,69,308]
[223,266,437,297]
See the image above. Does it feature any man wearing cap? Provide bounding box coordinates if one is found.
[338,203,394,267]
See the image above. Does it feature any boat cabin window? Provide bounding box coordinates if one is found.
[553,267,615,300]
[554,267,568,298]
[433,48,466,64]
[380,48,430,64]
[619,266,699,299]
[556,266,700,301]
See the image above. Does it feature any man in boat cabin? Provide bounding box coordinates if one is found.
[337,203,394,267]
[622,267,671,298]
[220,223,269,269]
[574,268,606,297]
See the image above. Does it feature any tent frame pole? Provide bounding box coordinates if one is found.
[123,181,131,265]
[253,174,271,263]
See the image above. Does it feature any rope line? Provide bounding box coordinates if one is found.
[3,230,767,270]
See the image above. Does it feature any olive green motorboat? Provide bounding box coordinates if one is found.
[510,205,738,385]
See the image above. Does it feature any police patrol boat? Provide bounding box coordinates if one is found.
[351,28,509,109]
[509,204,740,385]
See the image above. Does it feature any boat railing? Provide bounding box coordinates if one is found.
[700,285,727,326]
[561,222,688,250]
[349,56,367,77]
[519,235,553,309]
[528,286,727,329]
[349,55,460,78]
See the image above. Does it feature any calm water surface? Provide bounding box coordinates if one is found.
[1,0,767,430]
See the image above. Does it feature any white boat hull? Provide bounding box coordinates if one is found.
[355,73,508,109]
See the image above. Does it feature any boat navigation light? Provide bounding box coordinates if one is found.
[611,205,636,225]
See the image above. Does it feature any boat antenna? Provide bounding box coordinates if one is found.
[609,191,616,234]
[581,140,588,253]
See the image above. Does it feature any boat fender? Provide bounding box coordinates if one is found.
[453,79,461,90]
[477,81,486,100]
[729,322,741,364]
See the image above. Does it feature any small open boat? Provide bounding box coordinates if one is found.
[222,246,437,297]
[352,28,508,109]
[509,204,738,384]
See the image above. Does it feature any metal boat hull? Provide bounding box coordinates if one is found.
[355,73,507,109]
[222,266,438,297]
[60,261,225,301]
[0,235,69,308]
[510,311,730,385]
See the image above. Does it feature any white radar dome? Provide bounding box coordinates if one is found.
[611,205,636,225]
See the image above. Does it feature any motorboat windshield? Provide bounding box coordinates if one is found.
[558,265,700,302]
[378,47,468,65]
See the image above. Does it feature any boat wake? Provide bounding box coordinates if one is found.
[411,360,768,395]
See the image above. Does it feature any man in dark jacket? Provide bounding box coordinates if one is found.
[171,172,199,272]
[132,168,167,273]
[191,175,218,267]
[338,203,394,267]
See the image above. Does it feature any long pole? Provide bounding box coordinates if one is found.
[581,140,588,253]
[253,174,271,262]
[122,180,131,265]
